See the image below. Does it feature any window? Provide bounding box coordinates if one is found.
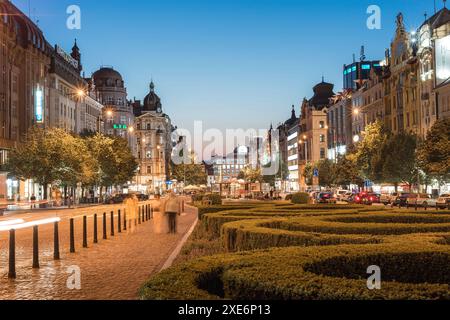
[147,166,152,174]
[320,148,326,159]
[319,121,325,129]
[146,151,152,159]
[320,134,325,143]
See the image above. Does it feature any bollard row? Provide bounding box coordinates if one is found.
[6,202,153,279]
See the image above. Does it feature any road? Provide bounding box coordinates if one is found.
[0,199,197,300]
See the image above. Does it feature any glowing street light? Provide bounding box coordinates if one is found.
[128,126,134,133]
[353,108,360,115]
[353,135,360,143]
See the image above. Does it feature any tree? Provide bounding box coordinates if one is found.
[354,120,389,183]
[317,159,336,188]
[417,118,450,185]
[381,132,418,191]
[302,162,314,186]
[6,127,85,200]
[261,158,289,187]
[171,163,207,186]
[334,154,364,188]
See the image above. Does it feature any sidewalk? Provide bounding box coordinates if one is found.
[0,203,198,300]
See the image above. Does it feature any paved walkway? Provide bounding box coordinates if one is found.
[0,201,197,300]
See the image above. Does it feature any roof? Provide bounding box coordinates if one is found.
[421,7,450,29]
[93,67,123,81]
[309,81,335,109]
[0,0,50,53]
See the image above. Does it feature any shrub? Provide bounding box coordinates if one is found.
[205,193,223,205]
[290,192,309,204]
[140,243,450,300]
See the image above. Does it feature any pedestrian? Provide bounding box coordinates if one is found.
[163,191,181,234]
[30,194,36,209]
[124,194,137,233]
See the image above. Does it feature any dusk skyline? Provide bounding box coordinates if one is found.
[14,0,442,132]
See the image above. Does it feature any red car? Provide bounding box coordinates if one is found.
[353,192,380,205]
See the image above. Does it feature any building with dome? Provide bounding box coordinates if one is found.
[130,81,174,195]
[298,79,335,190]
[91,66,135,150]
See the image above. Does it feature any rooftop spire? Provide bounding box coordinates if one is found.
[150,80,155,92]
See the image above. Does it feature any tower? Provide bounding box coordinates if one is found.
[71,39,82,74]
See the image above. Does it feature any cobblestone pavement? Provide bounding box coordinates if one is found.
[0,201,197,300]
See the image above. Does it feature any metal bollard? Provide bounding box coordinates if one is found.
[8,229,16,279]
[93,214,98,244]
[70,218,75,253]
[110,211,115,236]
[103,213,107,240]
[83,216,88,248]
[138,206,141,224]
[124,210,127,231]
[182,200,185,212]
[150,205,153,219]
[118,210,122,233]
[32,225,39,269]
[142,206,145,222]
[54,221,60,260]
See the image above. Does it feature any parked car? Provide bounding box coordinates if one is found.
[406,194,437,208]
[340,191,354,202]
[392,193,415,207]
[335,190,350,201]
[105,194,125,204]
[436,194,450,209]
[380,192,401,205]
[352,192,380,205]
[316,192,337,204]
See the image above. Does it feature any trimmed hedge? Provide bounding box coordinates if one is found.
[140,243,450,300]
[221,213,450,252]
[274,213,450,235]
[291,192,310,204]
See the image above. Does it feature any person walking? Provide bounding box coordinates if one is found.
[163,191,180,234]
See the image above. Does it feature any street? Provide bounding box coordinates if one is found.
[0,200,197,300]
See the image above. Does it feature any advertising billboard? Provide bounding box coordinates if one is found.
[35,87,44,123]
[435,35,450,86]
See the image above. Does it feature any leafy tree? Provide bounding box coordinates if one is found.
[6,127,83,199]
[171,163,207,186]
[316,159,336,188]
[381,132,418,191]
[354,120,389,183]
[417,118,450,184]
[302,162,314,186]
[334,154,364,188]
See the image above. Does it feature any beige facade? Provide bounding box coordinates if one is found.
[298,80,334,190]
[132,83,173,195]
[383,13,421,135]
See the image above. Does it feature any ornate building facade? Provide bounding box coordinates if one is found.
[298,80,334,190]
[0,0,51,200]
[92,67,134,150]
[131,82,173,195]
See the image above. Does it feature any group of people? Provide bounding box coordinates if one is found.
[124,191,182,234]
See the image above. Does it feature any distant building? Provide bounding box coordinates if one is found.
[299,80,334,190]
[92,67,135,149]
[327,89,353,161]
[276,106,299,192]
[131,81,173,195]
[416,7,450,134]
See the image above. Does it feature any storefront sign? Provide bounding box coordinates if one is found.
[35,87,44,123]
[56,45,79,70]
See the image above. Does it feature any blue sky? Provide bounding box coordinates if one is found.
[13,0,444,133]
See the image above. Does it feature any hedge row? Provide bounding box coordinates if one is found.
[140,243,450,300]
[221,213,450,252]
[273,213,450,235]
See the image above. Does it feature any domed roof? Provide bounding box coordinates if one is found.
[92,67,124,87]
[93,67,122,80]
[143,81,162,112]
[309,79,335,109]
